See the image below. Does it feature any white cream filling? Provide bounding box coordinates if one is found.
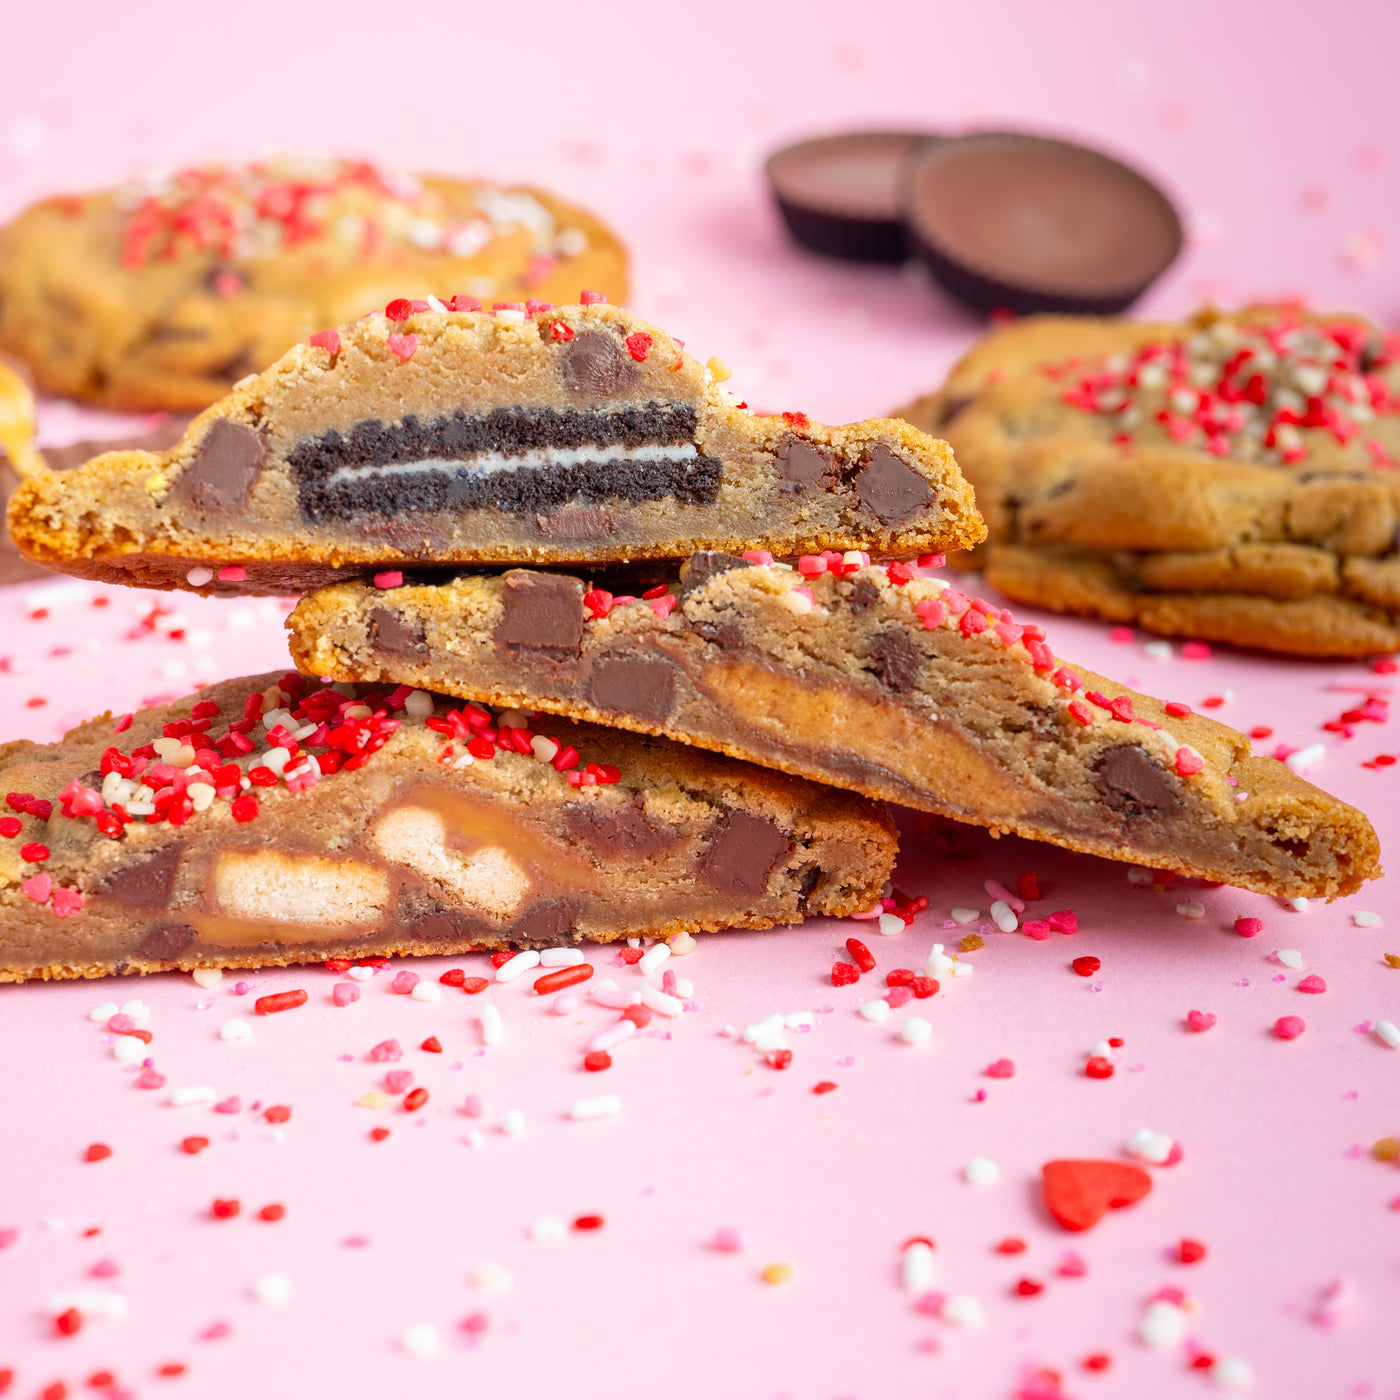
[322,441,698,487]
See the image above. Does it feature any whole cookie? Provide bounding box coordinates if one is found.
[0,157,629,412]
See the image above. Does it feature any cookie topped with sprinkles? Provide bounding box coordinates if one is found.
[0,156,629,412]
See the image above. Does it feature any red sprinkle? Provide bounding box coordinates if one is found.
[1274,1015,1306,1040]
[995,1237,1027,1254]
[490,950,514,969]
[53,1307,81,1337]
[210,1198,240,1219]
[550,321,576,342]
[258,1204,286,1223]
[764,1048,793,1070]
[1083,1354,1112,1372]
[618,947,645,966]
[460,977,490,995]
[254,990,307,1015]
[1164,701,1193,718]
[20,842,48,862]
[1072,956,1101,977]
[583,1051,612,1072]
[985,1059,1015,1078]
[156,1363,187,1378]
[534,963,594,995]
[812,1081,838,1094]
[264,1105,291,1124]
[369,1127,391,1142]
[831,961,860,986]
[403,1088,429,1112]
[1014,1278,1045,1297]
[1016,872,1041,900]
[845,938,876,972]
[439,969,466,987]
[625,331,653,362]
[579,289,608,305]
[421,1036,443,1053]
[308,328,340,355]
[1085,1056,1115,1079]
[1234,916,1263,938]
[1178,1238,1208,1264]
[385,298,413,321]
[180,1136,210,1155]
[572,1214,605,1231]
[84,1143,112,1163]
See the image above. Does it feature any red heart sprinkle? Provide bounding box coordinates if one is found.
[1178,1238,1207,1264]
[985,1058,1016,1078]
[1186,1009,1217,1032]
[1014,1277,1045,1297]
[1071,956,1101,977]
[1042,1160,1153,1231]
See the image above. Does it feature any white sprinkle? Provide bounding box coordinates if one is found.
[425,294,448,313]
[551,993,579,1015]
[781,589,814,616]
[674,977,694,997]
[950,908,981,927]
[1143,640,1173,660]
[1276,948,1304,969]
[783,1011,814,1031]
[1211,1356,1255,1390]
[858,999,891,1023]
[1285,743,1326,773]
[940,1294,985,1329]
[877,911,906,936]
[639,985,684,1018]
[89,1001,119,1023]
[348,965,375,982]
[989,900,1018,933]
[1288,896,1310,912]
[1373,1019,1400,1049]
[191,967,223,989]
[638,942,671,975]
[494,308,526,325]
[187,782,216,812]
[410,981,441,1002]
[1354,911,1381,928]
[1140,1299,1188,1348]
[1125,1127,1175,1164]
[530,734,560,762]
[743,1013,785,1045]
[219,1019,251,1042]
[901,1240,936,1292]
[496,949,541,983]
[593,985,642,1010]
[1127,868,1154,884]
[479,1004,503,1046]
[120,1000,150,1021]
[399,1322,440,1358]
[1092,1039,1113,1058]
[530,1214,566,1243]
[186,567,214,587]
[472,1262,514,1291]
[46,1289,127,1322]
[586,1021,635,1053]
[464,1128,485,1149]
[112,1036,144,1063]
[251,1272,291,1306]
[404,690,435,718]
[171,1085,216,1107]
[963,1156,1000,1186]
[501,1108,526,1137]
[539,948,584,969]
[1176,900,1206,919]
[570,1094,622,1121]
[899,1017,933,1045]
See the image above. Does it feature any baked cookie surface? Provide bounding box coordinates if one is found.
[897,308,1400,655]
[0,670,897,982]
[7,301,984,594]
[0,157,628,412]
[288,554,1380,900]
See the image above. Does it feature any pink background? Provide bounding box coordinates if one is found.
[3,2,1400,1397]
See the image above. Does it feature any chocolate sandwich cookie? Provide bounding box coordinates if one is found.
[7,300,984,595]
[0,671,897,981]
[897,307,1400,656]
[899,132,1183,316]
[287,555,1380,900]
[0,157,628,413]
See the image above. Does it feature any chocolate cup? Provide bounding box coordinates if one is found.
[900,131,1183,316]
[766,132,938,263]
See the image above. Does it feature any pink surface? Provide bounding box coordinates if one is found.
[3,3,1400,1397]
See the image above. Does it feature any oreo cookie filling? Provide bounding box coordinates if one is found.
[289,403,723,521]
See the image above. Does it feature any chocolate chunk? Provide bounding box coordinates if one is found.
[135,923,197,961]
[358,515,450,554]
[496,572,584,656]
[167,419,267,516]
[566,795,676,858]
[680,551,752,599]
[848,576,880,612]
[509,901,578,945]
[411,909,482,942]
[99,846,180,910]
[701,809,791,895]
[563,332,638,397]
[369,607,427,660]
[1094,745,1181,819]
[852,445,935,526]
[536,506,616,539]
[692,620,744,648]
[867,629,923,693]
[774,435,836,496]
[587,653,676,723]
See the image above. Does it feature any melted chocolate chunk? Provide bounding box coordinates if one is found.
[692,620,744,648]
[566,795,676,858]
[564,332,639,397]
[535,506,616,539]
[168,419,267,516]
[867,629,923,693]
[1094,744,1182,819]
[848,576,880,612]
[411,909,482,942]
[496,572,584,656]
[701,810,791,895]
[136,923,197,961]
[99,846,180,910]
[587,653,676,723]
[358,515,449,554]
[369,607,428,659]
[680,551,753,599]
[509,901,578,944]
[852,445,935,526]
[774,435,836,496]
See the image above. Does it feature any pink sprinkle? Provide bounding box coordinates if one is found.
[308,328,341,355]
[1056,1252,1088,1278]
[984,879,1024,913]
[1181,641,1212,659]
[1021,919,1051,940]
[885,985,913,1008]
[1235,916,1263,938]
[384,1070,413,1094]
[1186,1009,1217,1032]
[333,983,360,1007]
[20,873,52,903]
[386,332,418,361]
[1174,746,1205,776]
[135,1068,166,1089]
[661,969,678,997]
[985,1058,1015,1078]
[113,713,134,734]
[1109,626,1134,643]
[1155,1285,1189,1306]
[463,1093,485,1117]
[972,1088,987,1102]
[214,1096,241,1114]
[710,1228,744,1252]
[392,970,419,994]
[1297,975,1327,994]
[1275,1015,1307,1040]
[89,1259,119,1278]
[579,289,609,305]
[1047,909,1078,935]
[51,887,84,916]
[217,566,247,583]
[202,1321,232,1340]
[370,1038,403,1062]
[373,571,404,590]
[914,599,945,630]
[649,594,677,620]
[742,549,775,566]
[107,1014,135,1033]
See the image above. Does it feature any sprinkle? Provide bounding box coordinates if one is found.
[399,1323,440,1359]
[899,1017,932,1045]
[1072,956,1101,977]
[1235,916,1263,938]
[1139,1299,1188,1348]
[940,1294,985,1328]
[877,911,905,936]
[989,900,1019,932]
[251,1273,291,1306]
[1176,901,1206,919]
[901,1240,936,1292]
[308,329,340,355]
[219,1019,252,1042]
[1372,1020,1400,1048]
[1285,743,1326,773]
[858,999,890,1023]
[479,1004,503,1046]
[496,950,541,983]
[963,1156,1000,1186]
[254,989,307,1015]
[1297,975,1327,994]
[845,938,877,971]
[1276,948,1304,969]
[950,907,981,926]
[192,967,223,989]
[84,1143,112,1163]
[186,567,214,586]
[638,942,671,975]
[1186,1009,1217,1032]
[373,570,403,589]
[1085,1056,1115,1079]
[1274,1015,1306,1040]
[985,1058,1015,1078]
[1354,911,1381,927]
[1174,746,1205,776]
[625,331,653,362]
[587,1022,634,1053]
[386,332,417,361]
[570,1094,621,1121]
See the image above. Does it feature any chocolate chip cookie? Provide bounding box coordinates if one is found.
[0,157,629,412]
[0,670,897,981]
[287,554,1380,899]
[897,307,1400,656]
[8,300,984,595]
